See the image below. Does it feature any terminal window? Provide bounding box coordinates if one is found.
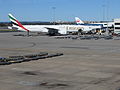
[115,23,120,25]
[115,27,120,29]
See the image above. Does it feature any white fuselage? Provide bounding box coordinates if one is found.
[12,24,101,34]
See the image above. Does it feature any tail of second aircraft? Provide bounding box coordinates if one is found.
[75,17,84,24]
[8,13,29,32]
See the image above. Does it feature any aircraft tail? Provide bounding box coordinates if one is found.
[75,17,84,24]
[8,13,29,32]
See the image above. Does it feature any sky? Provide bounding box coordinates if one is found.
[0,0,120,22]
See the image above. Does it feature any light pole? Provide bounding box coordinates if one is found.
[52,7,56,24]
[102,4,105,21]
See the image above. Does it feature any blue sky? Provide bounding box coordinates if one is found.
[0,0,120,22]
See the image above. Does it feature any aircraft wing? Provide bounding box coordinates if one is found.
[45,27,60,36]
[45,27,59,31]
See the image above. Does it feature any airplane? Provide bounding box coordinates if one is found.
[75,17,114,28]
[8,14,102,36]
[75,17,102,34]
[75,17,103,27]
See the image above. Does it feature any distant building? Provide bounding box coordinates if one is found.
[0,27,8,30]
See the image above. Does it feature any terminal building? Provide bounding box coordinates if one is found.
[114,19,120,34]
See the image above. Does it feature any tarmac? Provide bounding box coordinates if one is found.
[0,32,120,90]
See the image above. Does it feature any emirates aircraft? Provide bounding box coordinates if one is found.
[8,14,102,36]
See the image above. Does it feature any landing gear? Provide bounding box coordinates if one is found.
[27,31,30,37]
